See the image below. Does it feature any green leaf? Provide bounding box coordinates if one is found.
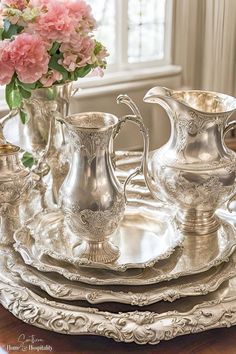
[46,88,56,101]
[19,109,29,124]
[49,42,60,55]
[2,19,24,39]
[5,85,22,109]
[5,80,18,109]
[69,71,75,81]
[22,152,35,168]
[0,28,3,40]
[19,86,31,99]
[5,81,14,109]
[74,65,92,80]
[94,41,102,55]
[3,20,17,39]
[17,80,36,91]
[13,89,22,107]
[48,55,69,81]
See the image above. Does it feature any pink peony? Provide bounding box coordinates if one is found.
[1,0,28,11]
[29,0,53,7]
[9,33,50,83]
[65,0,96,32]
[0,41,15,85]
[40,69,62,87]
[27,0,75,43]
[60,36,95,71]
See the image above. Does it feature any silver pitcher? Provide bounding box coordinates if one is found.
[58,111,148,263]
[0,144,32,244]
[118,89,236,235]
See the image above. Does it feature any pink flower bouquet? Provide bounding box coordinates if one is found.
[0,0,108,122]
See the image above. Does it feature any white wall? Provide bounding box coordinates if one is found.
[70,71,181,151]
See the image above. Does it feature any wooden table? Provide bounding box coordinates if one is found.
[0,305,236,354]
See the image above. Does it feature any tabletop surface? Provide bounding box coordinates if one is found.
[0,305,236,354]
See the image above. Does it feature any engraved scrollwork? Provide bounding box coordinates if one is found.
[0,176,31,204]
[174,111,227,153]
[8,248,236,306]
[67,128,112,165]
[64,195,125,240]
[161,170,234,209]
[1,276,236,345]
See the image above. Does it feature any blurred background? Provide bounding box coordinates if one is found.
[1,0,236,151]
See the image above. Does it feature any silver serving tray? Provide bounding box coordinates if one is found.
[14,204,236,285]
[18,206,183,272]
[7,248,236,306]
[0,246,236,345]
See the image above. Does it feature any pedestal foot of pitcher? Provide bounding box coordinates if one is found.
[176,209,220,235]
[76,240,120,263]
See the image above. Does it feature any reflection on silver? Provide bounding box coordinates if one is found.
[3,83,73,204]
[13,205,236,285]
[1,247,236,345]
[14,207,183,272]
[8,248,236,306]
[57,112,148,263]
[0,144,31,245]
[118,89,236,235]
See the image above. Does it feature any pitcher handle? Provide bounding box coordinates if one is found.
[114,113,149,203]
[0,109,18,144]
[116,94,167,204]
[223,120,236,138]
[223,121,236,212]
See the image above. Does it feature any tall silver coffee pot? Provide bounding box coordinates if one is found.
[119,89,236,235]
[58,110,147,263]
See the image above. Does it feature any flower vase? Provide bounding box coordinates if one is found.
[4,83,73,204]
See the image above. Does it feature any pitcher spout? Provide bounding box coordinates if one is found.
[143,86,174,104]
[145,87,236,116]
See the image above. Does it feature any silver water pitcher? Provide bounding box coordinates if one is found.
[121,87,236,236]
[58,110,148,263]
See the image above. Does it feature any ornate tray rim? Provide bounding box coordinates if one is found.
[13,216,236,286]
[7,249,236,306]
[1,248,236,345]
[22,208,184,272]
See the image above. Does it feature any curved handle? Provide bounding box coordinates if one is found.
[117,94,167,204]
[0,109,18,144]
[114,112,149,203]
[223,120,236,212]
[223,120,236,138]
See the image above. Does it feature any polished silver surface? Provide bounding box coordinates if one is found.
[118,89,236,235]
[14,206,183,271]
[0,144,32,245]
[3,83,73,204]
[8,247,236,306]
[58,112,148,263]
[13,202,236,285]
[1,246,236,345]
[115,151,146,186]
